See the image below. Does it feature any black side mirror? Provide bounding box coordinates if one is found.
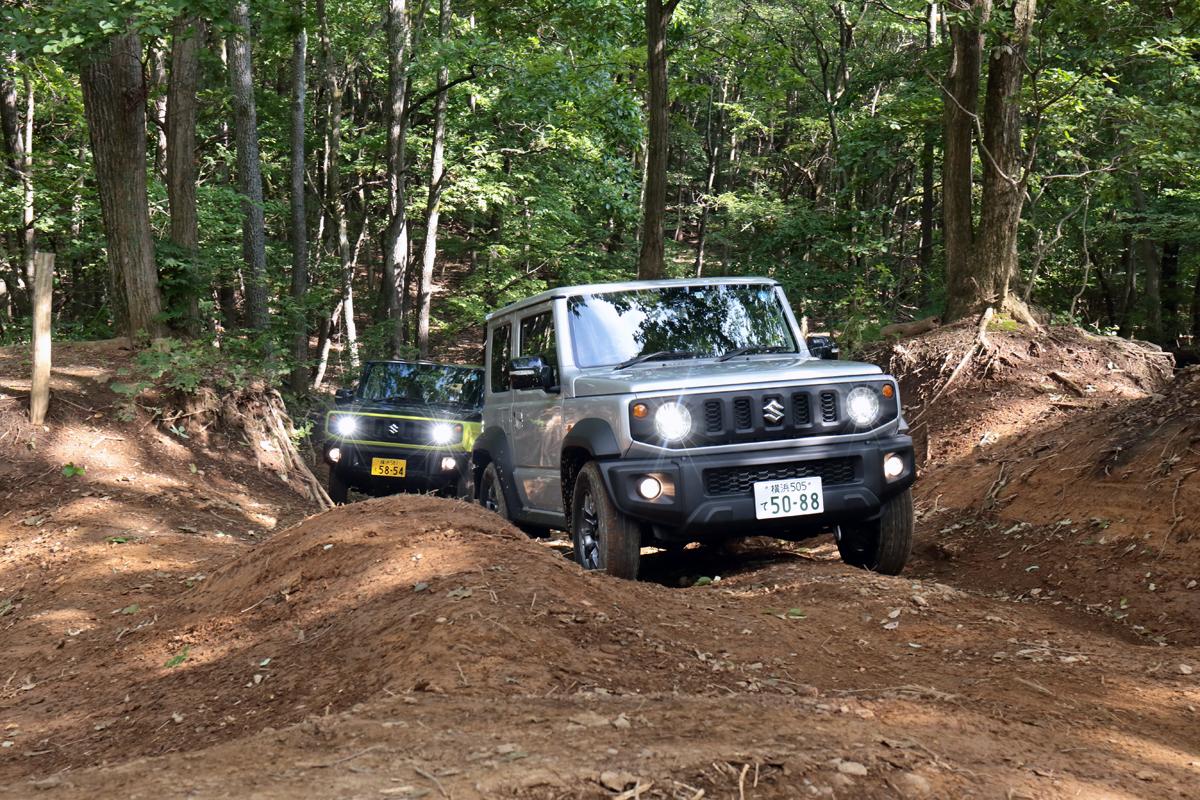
[509,356,557,392]
[806,335,840,361]
[334,387,354,404]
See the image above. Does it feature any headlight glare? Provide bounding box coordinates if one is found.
[333,415,359,437]
[846,386,881,427]
[430,422,456,445]
[653,402,692,442]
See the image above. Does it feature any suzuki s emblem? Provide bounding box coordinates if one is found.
[388,423,400,436]
[763,398,785,424]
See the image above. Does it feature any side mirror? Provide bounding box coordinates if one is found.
[509,356,557,392]
[806,335,840,361]
[334,387,354,404]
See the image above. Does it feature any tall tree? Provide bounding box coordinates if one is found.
[79,30,164,340]
[166,16,203,333]
[228,0,269,330]
[416,0,451,357]
[384,0,415,354]
[637,0,680,280]
[289,5,310,392]
[942,0,1038,322]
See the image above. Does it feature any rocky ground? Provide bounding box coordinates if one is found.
[0,332,1197,799]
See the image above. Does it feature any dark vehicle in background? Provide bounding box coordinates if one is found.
[323,361,484,503]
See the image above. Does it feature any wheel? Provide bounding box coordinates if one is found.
[328,469,349,505]
[479,462,508,517]
[836,487,913,575]
[570,462,640,579]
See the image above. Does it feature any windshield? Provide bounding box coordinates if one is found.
[359,362,484,408]
[566,284,798,369]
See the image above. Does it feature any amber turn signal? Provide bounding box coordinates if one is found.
[881,384,894,399]
[631,402,649,418]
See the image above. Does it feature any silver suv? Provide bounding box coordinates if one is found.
[473,277,915,579]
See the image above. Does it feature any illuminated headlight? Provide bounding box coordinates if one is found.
[883,453,905,480]
[440,456,458,472]
[430,423,455,445]
[333,415,359,437]
[845,386,881,427]
[637,476,663,500]
[653,402,692,442]
[328,447,342,463]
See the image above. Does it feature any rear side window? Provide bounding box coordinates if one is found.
[519,311,558,386]
[490,322,512,393]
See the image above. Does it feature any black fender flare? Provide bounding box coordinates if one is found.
[472,427,519,507]
[560,418,623,525]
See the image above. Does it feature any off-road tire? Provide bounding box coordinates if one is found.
[836,487,913,575]
[570,462,640,579]
[479,462,508,518]
[328,469,349,505]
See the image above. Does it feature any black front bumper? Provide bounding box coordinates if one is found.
[326,442,470,495]
[595,435,914,541]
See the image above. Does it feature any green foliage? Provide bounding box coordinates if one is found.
[61,462,86,478]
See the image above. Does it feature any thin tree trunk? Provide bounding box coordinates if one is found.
[80,31,164,341]
[416,0,451,357]
[322,20,358,369]
[917,3,938,306]
[637,0,679,280]
[1130,173,1161,342]
[384,0,414,355]
[289,7,310,393]
[228,0,269,330]
[312,299,343,390]
[1161,240,1180,342]
[149,42,169,180]
[166,16,203,334]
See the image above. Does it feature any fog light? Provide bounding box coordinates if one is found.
[637,475,663,500]
[883,453,905,479]
[328,447,342,463]
[440,456,457,472]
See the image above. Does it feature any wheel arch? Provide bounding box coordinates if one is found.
[560,418,622,528]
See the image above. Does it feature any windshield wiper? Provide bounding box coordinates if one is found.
[716,345,790,362]
[614,350,702,370]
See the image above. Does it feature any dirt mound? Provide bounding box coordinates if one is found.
[915,366,1200,643]
[871,321,1173,465]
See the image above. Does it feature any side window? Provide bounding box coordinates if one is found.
[490,322,512,393]
[519,311,559,387]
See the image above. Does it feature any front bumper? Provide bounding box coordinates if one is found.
[595,435,914,541]
[325,441,469,494]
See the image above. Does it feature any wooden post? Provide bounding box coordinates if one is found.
[29,251,54,425]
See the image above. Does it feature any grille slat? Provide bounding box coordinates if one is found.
[820,392,838,423]
[733,397,753,429]
[704,457,857,497]
[792,392,811,426]
[704,400,723,433]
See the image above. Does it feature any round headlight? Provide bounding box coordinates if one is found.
[846,386,881,427]
[333,415,359,437]
[430,422,455,445]
[653,402,692,442]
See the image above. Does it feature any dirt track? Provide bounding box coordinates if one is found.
[2,338,1198,798]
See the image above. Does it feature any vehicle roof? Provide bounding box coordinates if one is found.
[363,359,482,371]
[484,276,781,322]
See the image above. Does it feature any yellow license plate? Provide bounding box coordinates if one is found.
[370,458,407,477]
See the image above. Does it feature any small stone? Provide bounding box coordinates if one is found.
[611,713,631,729]
[31,775,62,790]
[171,713,184,724]
[599,771,637,791]
[911,595,929,608]
[895,773,932,797]
[1135,769,1158,782]
[1179,664,1194,675]
[837,760,868,776]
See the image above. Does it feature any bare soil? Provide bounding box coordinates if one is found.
[1,336,1198,799]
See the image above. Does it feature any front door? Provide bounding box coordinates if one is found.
[510,307,564,513]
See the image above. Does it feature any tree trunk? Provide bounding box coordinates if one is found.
[166,16,203,334]
[917,3,938,306]
[149,42,169,180]
[1161,240,1180,342]
[1192,248,1200,340]
[416,0,450,358]
[941,0,989,321]
[637,0,678,280]
[228,0,269,330]
[943,0,1036,323]
[289,8,310,393]
[80,31,164,341]
[1129,173,1161,342]
[384,0,414,355]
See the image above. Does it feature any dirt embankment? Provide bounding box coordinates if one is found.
[875,321,1200,645]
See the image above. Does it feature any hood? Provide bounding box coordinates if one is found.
[330,400,482,422]
[569,356,883,397]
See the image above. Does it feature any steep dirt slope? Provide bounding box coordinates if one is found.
[916,366,1200,644]
[2,493,1198,799]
